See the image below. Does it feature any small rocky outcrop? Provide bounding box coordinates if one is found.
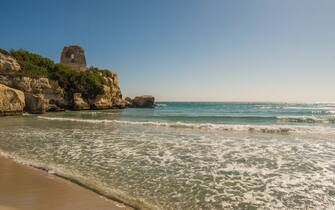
[73,93,90,110]
[127,95,155,108]
[0,52,20,73]
[113,98,128,108]
[25,93,49,114]
[0,84,25,116]
[125,97,132,103]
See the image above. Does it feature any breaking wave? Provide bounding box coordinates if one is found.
[37,116,335,135]
[144,115,335,124]
[155,103,168,107]
[276,115,335,124]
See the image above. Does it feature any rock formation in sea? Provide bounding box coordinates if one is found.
[0,46,155,115]
[126,95,155,108]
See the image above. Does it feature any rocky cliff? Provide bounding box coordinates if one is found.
[0,75,66,113]
[0,50,127,114]
[0,51,20,72]
[0,52,66,113]
[74,72,125,110]
[0,48,154,115]
[0,83,25,116]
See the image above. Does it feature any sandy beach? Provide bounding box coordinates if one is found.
[0,156,133,210]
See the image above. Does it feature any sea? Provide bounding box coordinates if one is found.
[0,102,335,209]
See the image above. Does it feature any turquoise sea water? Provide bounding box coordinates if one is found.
[0,102,335,209]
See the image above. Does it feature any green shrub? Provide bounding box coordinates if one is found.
[88,66,114,77]
[50,64,104,99]
[19,62,49,78]
[10,50,55,71]
[73,70,104,99]
[0,48,10,55]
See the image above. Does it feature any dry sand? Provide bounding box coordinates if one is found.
[0,156,133,210]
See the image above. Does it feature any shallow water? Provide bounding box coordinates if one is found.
[0,102,335,209]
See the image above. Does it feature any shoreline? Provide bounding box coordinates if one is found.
[0,155,135,210]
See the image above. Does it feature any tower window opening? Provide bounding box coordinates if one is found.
[70,53,75,62]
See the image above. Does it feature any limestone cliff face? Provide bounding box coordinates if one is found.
[72,93,90,110]
[0,52,67,113]
[86,73,125,109]
[0,84,25,116]
[0,75,67,113]
[0,52,20,73]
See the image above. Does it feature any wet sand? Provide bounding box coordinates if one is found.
[0,156,133,210]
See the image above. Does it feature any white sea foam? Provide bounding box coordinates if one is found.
[3,103,335,210]
[37,116,335,135]
[2,115,335,210]
[276,115,335,123]
[156,103,168,107]
[0,149,159,210]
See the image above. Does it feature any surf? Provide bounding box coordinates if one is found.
[37,116,335,135]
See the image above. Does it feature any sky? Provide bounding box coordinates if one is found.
[1,0,335,102]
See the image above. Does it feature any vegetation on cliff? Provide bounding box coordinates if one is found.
[3,49,112,100]
[0,48,10,56]
[1,47,154,112]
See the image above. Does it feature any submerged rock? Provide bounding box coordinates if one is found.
[0,84,25,116]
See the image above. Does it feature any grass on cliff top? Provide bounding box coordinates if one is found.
[0,48,10,55]
[7,49,114,99]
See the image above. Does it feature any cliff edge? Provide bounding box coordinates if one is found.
[0,49,125,114]
[0,47,155,115]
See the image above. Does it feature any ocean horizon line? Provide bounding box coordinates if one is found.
[155,100,335,104]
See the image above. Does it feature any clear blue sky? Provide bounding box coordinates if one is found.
[1,0,335,102]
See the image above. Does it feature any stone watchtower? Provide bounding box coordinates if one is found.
[60,45,87,71]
